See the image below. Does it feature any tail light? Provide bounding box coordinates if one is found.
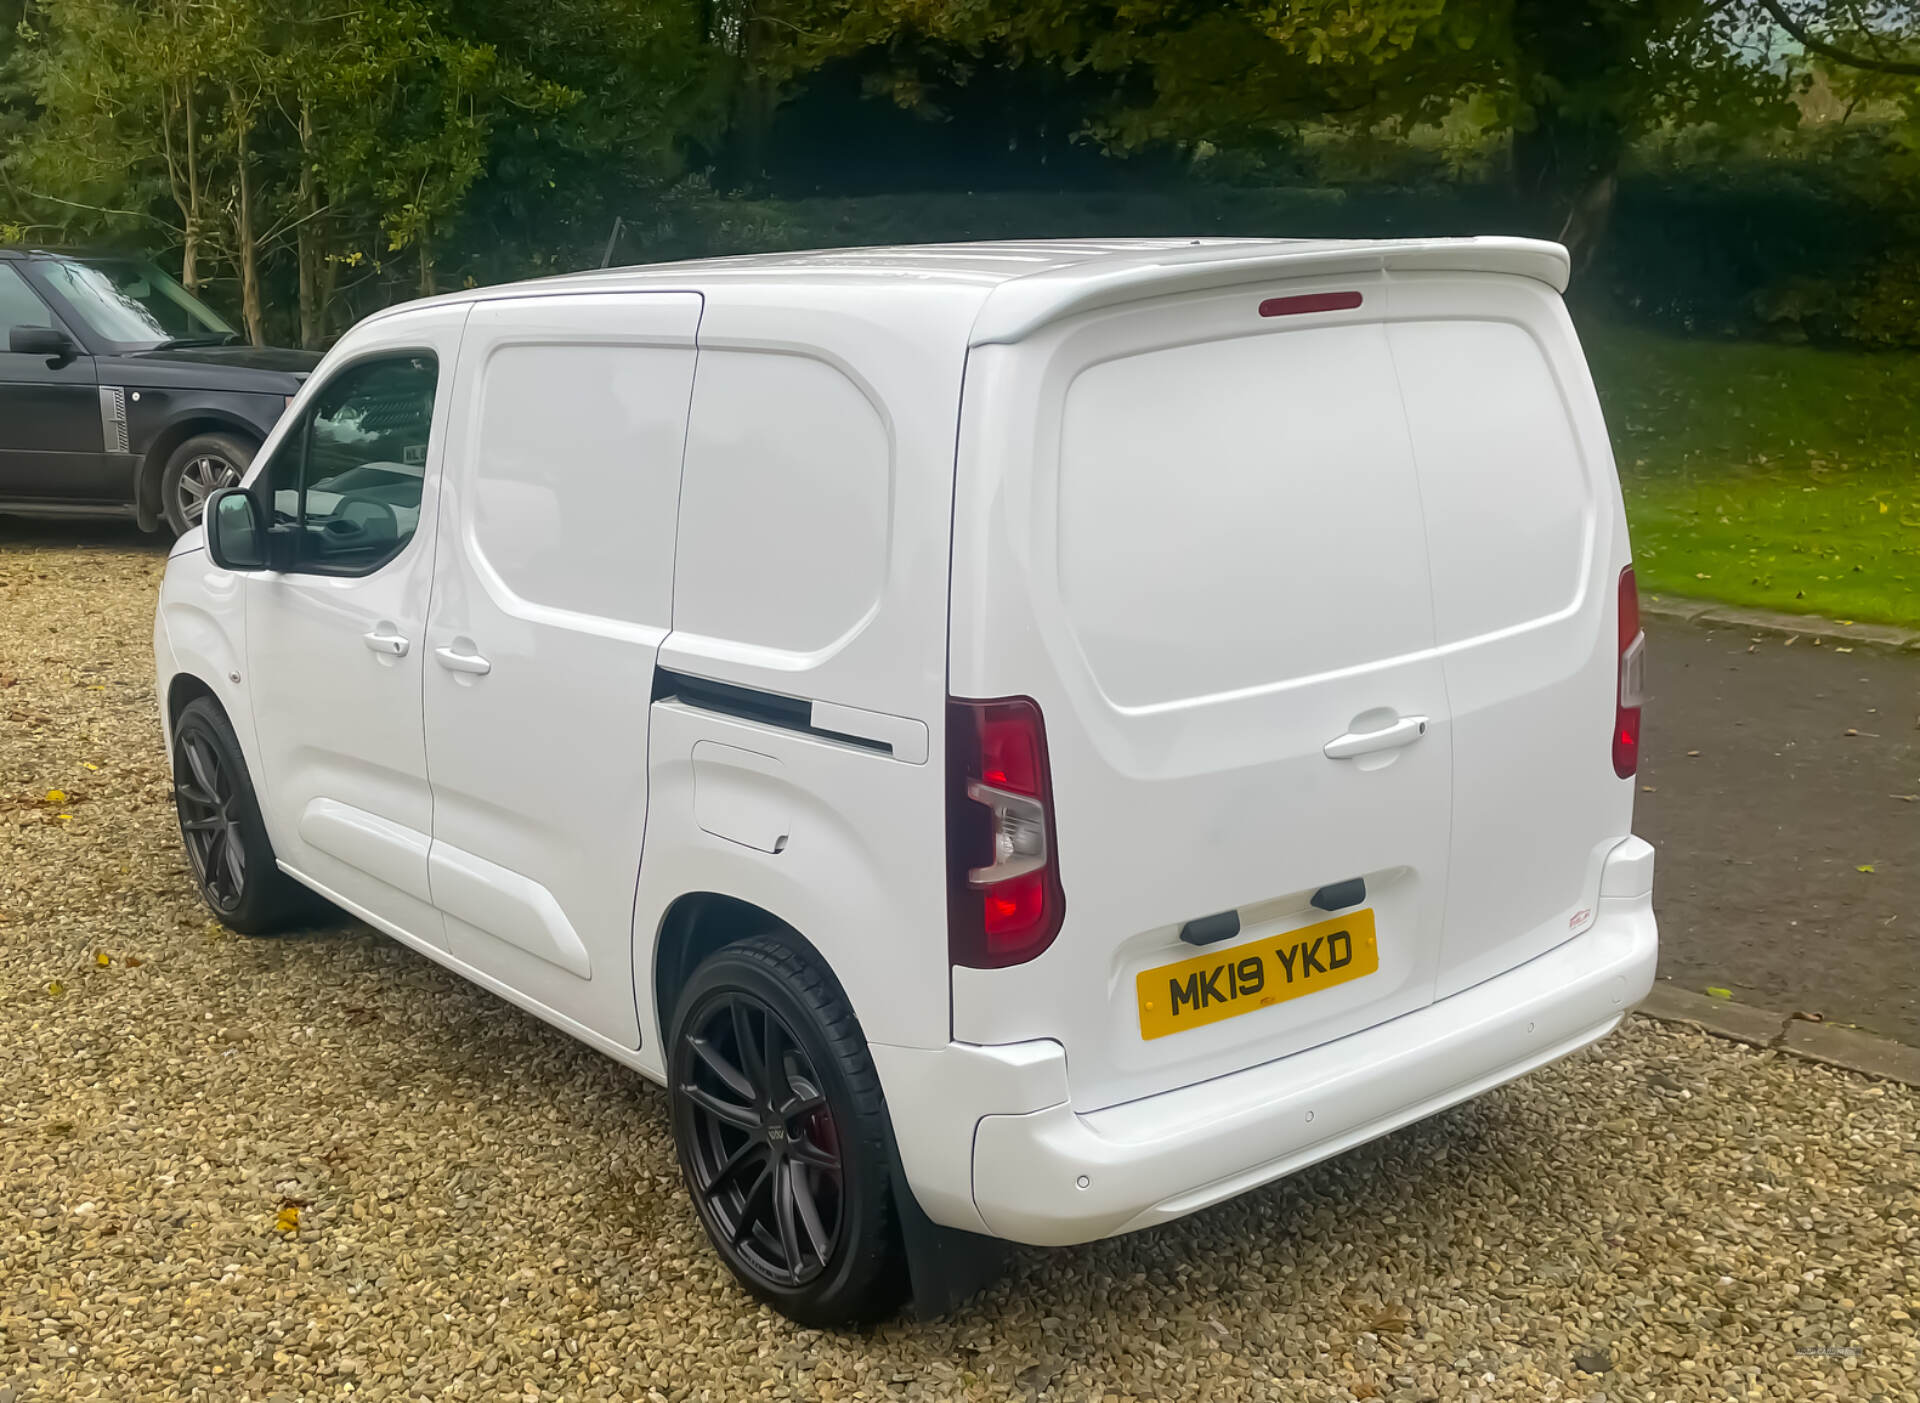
[1613,566,1646,778]
[947,697,1065,968]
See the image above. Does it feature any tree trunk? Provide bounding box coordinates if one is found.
[724,8,775,188]
[231,97,266,346]
[182,86,203,293]
[1509,0,1630,264]
[295,101,322,348]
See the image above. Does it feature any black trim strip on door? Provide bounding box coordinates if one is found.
[653,668,894,756]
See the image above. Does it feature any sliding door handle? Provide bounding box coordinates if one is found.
[434,644,492,676]
[1324,715,1427,760]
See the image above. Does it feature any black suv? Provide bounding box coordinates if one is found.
[0,249,320,533]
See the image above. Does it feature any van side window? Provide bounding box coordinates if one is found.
[267,353,438,576]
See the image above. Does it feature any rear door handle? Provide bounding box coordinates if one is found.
[434,645,492,676]
[362,629,409,657]
[1324,715,1427,759]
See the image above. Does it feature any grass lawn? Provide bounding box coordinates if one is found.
[1582,321,1920,629]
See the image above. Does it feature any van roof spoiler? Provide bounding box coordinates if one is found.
[968,236,1570,347]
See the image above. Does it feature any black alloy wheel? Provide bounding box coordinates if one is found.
[176,725,247,913]
[676,991,845,1287]
[667,937,908,1325]
[170,696,316,935]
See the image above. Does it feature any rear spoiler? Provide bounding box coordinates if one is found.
[968,236,1569,346]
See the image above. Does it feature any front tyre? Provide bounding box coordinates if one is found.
[161,431,257,536]
[171,696,312,935]
[669,937,908,1326]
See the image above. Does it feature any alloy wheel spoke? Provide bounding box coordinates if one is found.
[789,1160,833,1262]
[689,1035,755,1103]
[776,1084,826,1119]
[730,998,766,1093]
[787,1132,840,1174]
[772,1158,804,1273]
[701,1138,767,1202]
[176,780,217,811]
[181,815,224,833]
[729,1159,776,1247]
[680,1080,760,1131]
[183,737,220,801]
[220,823,246,892]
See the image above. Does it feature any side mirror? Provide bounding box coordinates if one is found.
[206,488,268,571]
[9,325,77,361]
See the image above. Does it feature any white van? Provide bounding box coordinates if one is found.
[155,238,1657,1324]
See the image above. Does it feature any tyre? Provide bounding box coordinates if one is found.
[171,696,313,935]
[668,937,909,1326]
[161,431,257,536]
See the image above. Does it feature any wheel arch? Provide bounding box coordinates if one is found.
[651,891,843,1043]
[136,413,265,526]
[164,670,225,745]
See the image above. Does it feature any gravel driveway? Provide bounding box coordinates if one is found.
[2,521,1917,1403]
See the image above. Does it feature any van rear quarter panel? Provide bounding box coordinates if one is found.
[635,281,981,1064]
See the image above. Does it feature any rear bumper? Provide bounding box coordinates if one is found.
[876,838,1657,1246]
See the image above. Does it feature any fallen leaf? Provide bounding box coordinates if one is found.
[1572,1345,1614,1374]
[1705,986,1733,999]
[93,951,110,968]
[1790,1010,1824,1023]
[125,955,143,968]
[1686,749,1701,757]
[1371,1303,1413,1334]
[1857,864,1875,874]
[81,762,99,772]
[274,1205,301,1234]
[47,980,65,997]
[43,788,66,804]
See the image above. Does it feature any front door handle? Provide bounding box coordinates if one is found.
[1324,715,1428,760]
[362,629,410,657]
[434,644,492,676]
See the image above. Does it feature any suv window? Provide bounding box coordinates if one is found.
[267,353,438,575]
[0,265,55,339]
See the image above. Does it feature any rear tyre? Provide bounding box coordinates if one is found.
[668,937,909,1327]
[161,431,257,536]
[171,696,312,935]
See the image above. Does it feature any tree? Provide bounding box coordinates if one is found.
[764,0,1809,256]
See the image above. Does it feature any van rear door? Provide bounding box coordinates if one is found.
[948,275,1455,1111]
[1384,275,1634,999]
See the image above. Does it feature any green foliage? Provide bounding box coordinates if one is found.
[1590,320,1920,626]
[0,0,716,340]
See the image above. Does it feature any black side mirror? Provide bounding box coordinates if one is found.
[9,325,77,361]
[206,487,268,570]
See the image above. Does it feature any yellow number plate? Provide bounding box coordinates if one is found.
[1136,909,1379,1041]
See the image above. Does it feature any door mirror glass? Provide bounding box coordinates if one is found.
[8,325,76,359]
[206,488,267,570]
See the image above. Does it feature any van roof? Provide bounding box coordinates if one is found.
[372,236,1570,346]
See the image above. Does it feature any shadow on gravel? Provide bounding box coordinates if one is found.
[0,515,170,554]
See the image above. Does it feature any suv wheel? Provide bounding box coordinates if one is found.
[161,432,256,535]
[171,696,314,934]
[668,937,908,1326]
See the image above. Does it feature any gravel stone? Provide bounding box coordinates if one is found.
[4,522,1919,1402]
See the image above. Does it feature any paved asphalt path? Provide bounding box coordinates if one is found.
[1637,617,1920,1044]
